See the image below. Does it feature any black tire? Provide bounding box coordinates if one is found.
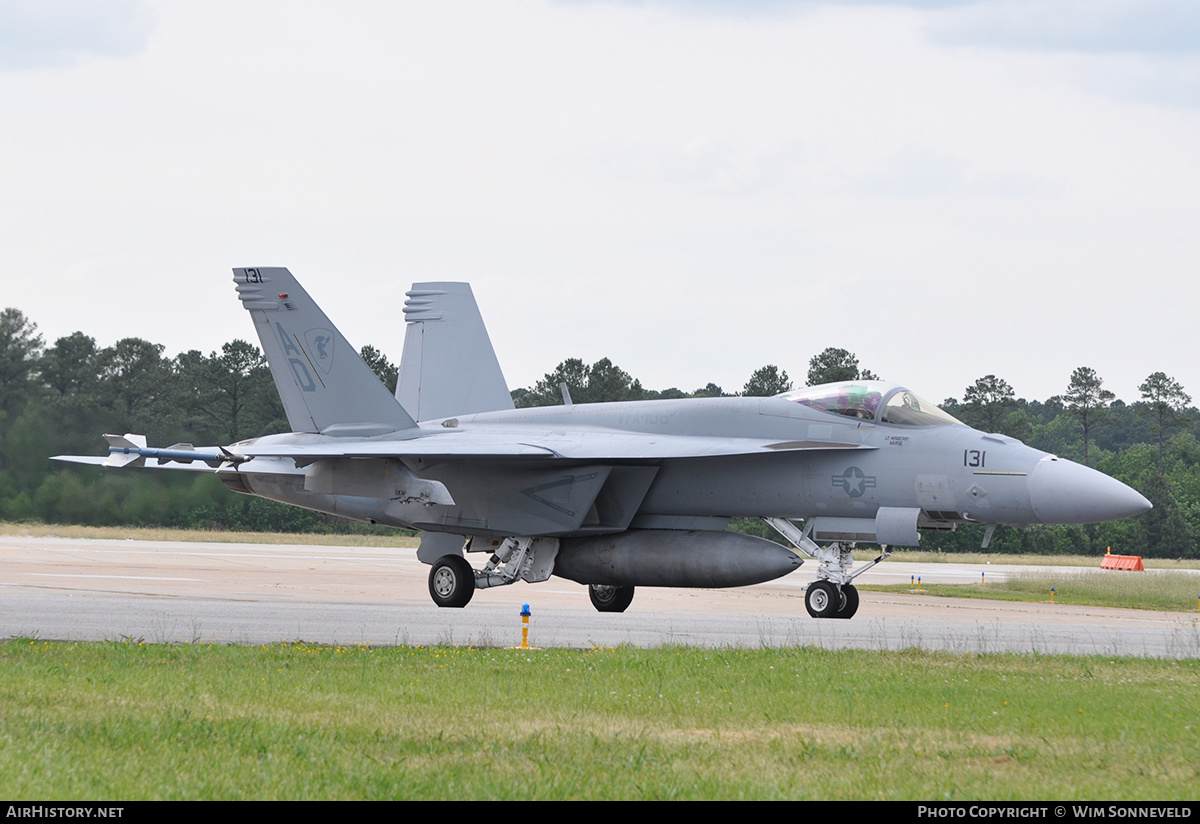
[428,555,475,608]
[589,584,635,613]
[833,584,859,619]
[805,580,842,619]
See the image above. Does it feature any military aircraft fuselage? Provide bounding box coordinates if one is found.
[223,391,1147,542]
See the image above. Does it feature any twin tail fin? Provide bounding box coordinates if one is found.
[234,267,417,435]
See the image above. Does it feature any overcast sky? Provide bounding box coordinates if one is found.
[2,0,1197,405]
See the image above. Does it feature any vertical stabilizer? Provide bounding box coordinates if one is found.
[233,268,416,434]
[397,283,514,421]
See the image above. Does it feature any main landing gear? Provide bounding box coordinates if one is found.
[425,533,640,613]
[428,555,475,608]
[588,584,635,613]
[427,536,560,608]
[763,517,889,621]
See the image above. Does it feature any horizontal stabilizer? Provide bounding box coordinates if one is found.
[52,453,221,473]
[51,455,110,467]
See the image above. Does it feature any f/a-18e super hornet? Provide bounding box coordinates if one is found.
[55,268,1152,619]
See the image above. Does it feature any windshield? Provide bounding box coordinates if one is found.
[778,381,963,427]
[879,389,963,426]
[778,383,883,420]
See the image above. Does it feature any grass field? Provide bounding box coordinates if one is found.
[862,568,1200,613]
[862,549,1200,570]
[1,639,1196,801]
[3,525,1198,799]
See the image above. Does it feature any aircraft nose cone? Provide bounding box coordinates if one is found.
[1028,456,1152,525]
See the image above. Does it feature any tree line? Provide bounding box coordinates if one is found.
[1,306,1197,557]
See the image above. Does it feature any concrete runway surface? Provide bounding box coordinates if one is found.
[2,535,1198,657]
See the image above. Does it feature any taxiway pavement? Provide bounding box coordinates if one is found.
[2,535,1197,657]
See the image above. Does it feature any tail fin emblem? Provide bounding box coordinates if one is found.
[304,328,335,374]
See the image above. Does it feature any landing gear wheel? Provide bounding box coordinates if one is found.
[589,584,635,613]
[428,555,475,608]
[833,584,859,619]
[805,580,842,619]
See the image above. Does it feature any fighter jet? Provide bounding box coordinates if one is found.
[54,268,1152,619]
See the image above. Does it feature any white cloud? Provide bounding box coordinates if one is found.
[855,146,1043,197]
[926,0,1200,56]
[578,1,1200,56]
[0,0,154,70]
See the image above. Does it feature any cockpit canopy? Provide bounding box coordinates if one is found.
[776,381,963,427]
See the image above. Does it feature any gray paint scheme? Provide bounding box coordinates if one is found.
[554,530,803,588]
[54,267,1153,617]
[397,283,514,422]
[234,268,416,435]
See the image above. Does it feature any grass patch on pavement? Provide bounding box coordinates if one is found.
[861,569,1200,613]
[862,550,1200,570]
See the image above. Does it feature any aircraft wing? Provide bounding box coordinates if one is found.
[53,428,876,472]
[236,430,877,462]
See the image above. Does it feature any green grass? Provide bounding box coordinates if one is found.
[862,569,1200,613]
[863,549,1200,570]
[1,640,1197,800]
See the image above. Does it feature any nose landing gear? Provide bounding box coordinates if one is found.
[804,580,859,619]
[764,517,885,620]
